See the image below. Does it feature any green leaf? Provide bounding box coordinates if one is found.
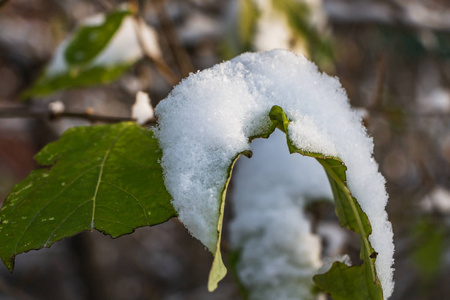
[269,106,382,299]
[65,11,130,66]
[0,122,176,271]
[22,10,135,98]
[208,153,241,291]
[22,64,132,98]
[221,106,382,298]
[313,158,382,299]
[314,262,382,300]
[207,113,277,291]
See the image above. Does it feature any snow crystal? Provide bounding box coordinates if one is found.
[230,129,331,299]
[154,49,394,298]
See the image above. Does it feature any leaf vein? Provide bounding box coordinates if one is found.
[44,198,93,247]
[90,125,129,229]
[13,165,99,253]
[101,181,150,225]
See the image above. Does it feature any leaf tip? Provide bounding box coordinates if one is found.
[207,250,227,292]
[1,255,15,273]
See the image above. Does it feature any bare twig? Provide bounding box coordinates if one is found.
[0,107,156,125]
[133,17,180,86]
[156,1,195,78]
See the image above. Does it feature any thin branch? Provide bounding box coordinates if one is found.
[133,17,180,86]
[0,107,156,125]
[156,1,195,78]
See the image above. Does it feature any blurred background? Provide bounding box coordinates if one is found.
[0,0,450,299]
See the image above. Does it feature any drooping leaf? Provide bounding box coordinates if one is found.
[217,106,382,298]
[206,115,277,291]
[208,154,242,291]
[313,158,382,299]
[269,105,383,299]
[0,122,176,271]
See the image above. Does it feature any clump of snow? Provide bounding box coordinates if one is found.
[46,13,161,76]
[230,129,331,299]
[154,49,394,298]
[48,100,65,114]
[132,91,154,125]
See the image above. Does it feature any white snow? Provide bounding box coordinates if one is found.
[230,129,331,299]
[132,91,154,125]
[154,49,394,298]
[48,101,65,114]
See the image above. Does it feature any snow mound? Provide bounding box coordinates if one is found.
[154,49,394,298]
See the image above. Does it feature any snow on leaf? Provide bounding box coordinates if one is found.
[22,9,161,98]
[154,50,394,298]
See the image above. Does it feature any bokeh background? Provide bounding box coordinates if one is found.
[1,0,450,299]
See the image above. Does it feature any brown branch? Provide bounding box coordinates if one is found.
[133,17,180,86]
[156,1,195,78]
[0,107,157,125]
